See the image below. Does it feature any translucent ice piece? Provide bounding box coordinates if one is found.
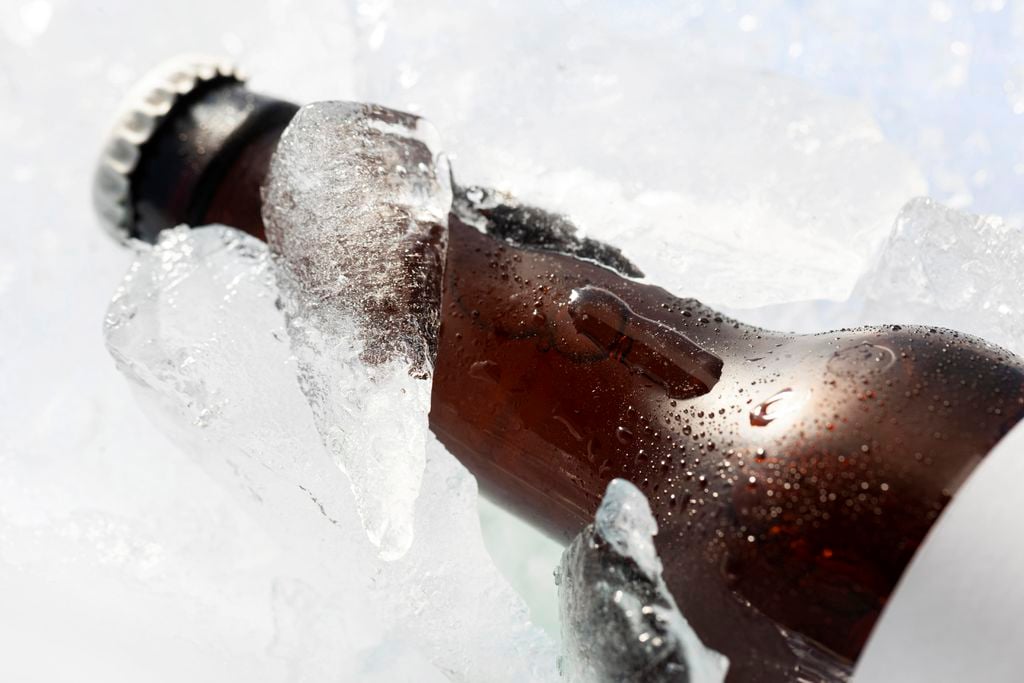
[263,101,453,558]
[857,197,1024,355]
[557,478,728,683]
[104,226,369,566]
[263,100,451,371]
[104,226,558,681]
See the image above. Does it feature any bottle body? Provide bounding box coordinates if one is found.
[431,216,1024,680]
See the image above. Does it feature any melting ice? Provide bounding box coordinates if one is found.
[558,479,728,683]
[263,101,451,559]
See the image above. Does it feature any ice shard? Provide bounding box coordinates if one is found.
[557,478,728,683]
[262,102,452,558]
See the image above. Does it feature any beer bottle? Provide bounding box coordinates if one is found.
[93,57,1024,682]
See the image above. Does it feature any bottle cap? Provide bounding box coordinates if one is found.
[92,55,246,243]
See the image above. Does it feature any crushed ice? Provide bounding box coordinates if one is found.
[104,221,730,680]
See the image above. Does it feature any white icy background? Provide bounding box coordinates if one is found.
[2,0,1024,680]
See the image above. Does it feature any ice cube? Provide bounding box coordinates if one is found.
[104,225,558,681]
[557,478,729,683]
[857,197,1024,355]
[263,101,453,558]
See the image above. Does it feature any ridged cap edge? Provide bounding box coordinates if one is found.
[92,54,246,243]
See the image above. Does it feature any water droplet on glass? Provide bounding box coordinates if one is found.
[468,359,501,383]
[827,342,897,379]
[616,426,635,445]
[749,387,801,426]
[553,414,584,442]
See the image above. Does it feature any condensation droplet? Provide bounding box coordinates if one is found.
[827,342,897,380]
[616,426,635,445]
[468,359,501,383]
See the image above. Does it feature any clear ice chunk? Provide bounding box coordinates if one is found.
[557,478,729,683]
[263,100,451,371]
[262,101,453,558]
[857,197,1024,356]
[104,225,558,681]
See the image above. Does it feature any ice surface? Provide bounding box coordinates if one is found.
[264,101,451,371]
[104,225,558,681]
[857,197,1024,355]
[354,0,928,307]
[478,496,566,638]
[263,101,451,559]
[745,196,1024,350]
[356,0,1024,302]
[4,0,1024,680]
[557,479,728,683]
[0,4,369,675]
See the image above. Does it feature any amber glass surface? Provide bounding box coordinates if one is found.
[430,218,1024,682]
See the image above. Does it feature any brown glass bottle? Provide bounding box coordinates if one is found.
[98,74,1024,682]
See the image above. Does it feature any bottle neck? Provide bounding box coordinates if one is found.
[131,80,298,243]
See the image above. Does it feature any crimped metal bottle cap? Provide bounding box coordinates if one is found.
[93,54,246,243]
